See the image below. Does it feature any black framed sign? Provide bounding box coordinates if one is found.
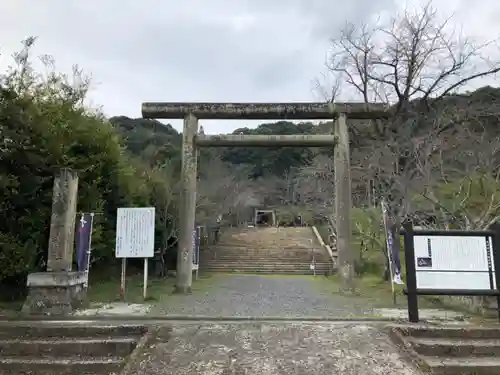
[402,222,500,323]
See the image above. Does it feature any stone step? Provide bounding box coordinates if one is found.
[201,269,330,275]
[221,234,315,238]
[0,337,138,357]
[207,243,323,251]
[220,236,313,240]
[200,259,331,268]
[221,236,315,240]
[201,257,331,263]
[202,256,326,262]
[201,266,333,273]
[222,228,311,233]
[222,232,312,236]
[0,323,147,339]
[200,254,329,261]
[0,356,125,375]
[218,244,317,249]
[216,244,317,250]
[221,235,313,240]
[200,247,327,257]
[201,265,332,272]
[203,248,322,256]
[409,337,500,358]
[401,326,500,340]
[215,239,316,242]
[422,355,500,375]
[201,262,329,267]
[202,254,324,260]
[201,259,331,264]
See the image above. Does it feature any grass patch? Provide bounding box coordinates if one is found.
[325,273,405,307]
[324,273,469,311]
[87,274,172,304]
[0,269,219,313]
[0,300,23,316]
[88,271,217,304]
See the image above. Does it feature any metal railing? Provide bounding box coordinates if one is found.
[310,239,316,276]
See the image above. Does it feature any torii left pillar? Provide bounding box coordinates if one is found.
[176,113,199,293]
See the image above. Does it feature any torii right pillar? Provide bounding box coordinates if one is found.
[176,113,199,294]
[334,113,355,292]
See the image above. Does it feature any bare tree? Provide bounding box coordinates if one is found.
[295,154,336,228]
[197,157,253,226]
[322,1,500,268]
[327,2,500,115]
[144,160,180,251]
[411,125,500,230]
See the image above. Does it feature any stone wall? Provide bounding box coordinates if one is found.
[23,283,86,315]
[436,295,497,317]
[22,271,88,315]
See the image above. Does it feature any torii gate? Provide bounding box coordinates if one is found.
[142,102,389,293]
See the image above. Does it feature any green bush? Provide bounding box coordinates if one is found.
[350,207,387,275]
[0,39,178,289]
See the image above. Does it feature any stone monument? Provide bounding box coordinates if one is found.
[22,168,87,315]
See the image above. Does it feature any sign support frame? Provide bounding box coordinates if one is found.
[115,207,156,301]
[402,222,500,323]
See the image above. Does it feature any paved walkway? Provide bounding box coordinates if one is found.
[151,274,378,317]
[122,322,422,374]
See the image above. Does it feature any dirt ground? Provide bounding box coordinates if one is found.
[122,321,423,375]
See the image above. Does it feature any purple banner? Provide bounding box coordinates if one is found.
[192,227,200,265]
[381,202,403,284]
[75,213,94,272]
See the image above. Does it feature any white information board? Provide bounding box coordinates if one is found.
[115,207,155,258]
[414,235,495,290]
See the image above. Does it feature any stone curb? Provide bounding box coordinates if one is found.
[386,326,431,373]
[0,315,406,322]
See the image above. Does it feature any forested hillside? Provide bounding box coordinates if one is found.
[110,83,500,232]
[110,117,328,178]
[111,84,500,181]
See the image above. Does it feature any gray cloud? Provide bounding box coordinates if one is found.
[0,0,498,133]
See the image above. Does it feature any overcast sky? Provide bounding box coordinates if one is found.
[0,0,499,134]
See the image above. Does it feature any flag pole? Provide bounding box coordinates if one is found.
[85,213,95,289]
[381,201,396,305]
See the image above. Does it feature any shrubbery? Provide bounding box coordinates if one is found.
[0,39,178,297]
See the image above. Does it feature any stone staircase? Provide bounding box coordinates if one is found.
[200,227,334,275]
[389,324,500,375]
[0,322,147,374]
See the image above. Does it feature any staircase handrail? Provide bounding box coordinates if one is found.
[311,226,337,266]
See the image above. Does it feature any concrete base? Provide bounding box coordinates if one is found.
[174,285,192,294]
[74,303,151,317]
[22,272,87,315]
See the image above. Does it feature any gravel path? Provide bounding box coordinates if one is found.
[123,322,421,375]
[151,274,378,317]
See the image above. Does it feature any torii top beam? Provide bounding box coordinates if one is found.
[141,102,390,120]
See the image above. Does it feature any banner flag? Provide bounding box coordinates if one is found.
[76,213,94,272]
[381,201,404,285]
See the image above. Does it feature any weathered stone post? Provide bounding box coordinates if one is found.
[22,168,87,315]
[47,168,78,272]
[176,113,199,293]
[333,113,355,292]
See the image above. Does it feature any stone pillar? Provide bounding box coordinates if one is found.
[47,168,78,271]
[176,113,199,293]
[22,169,87,315]
[333,113,355,292]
